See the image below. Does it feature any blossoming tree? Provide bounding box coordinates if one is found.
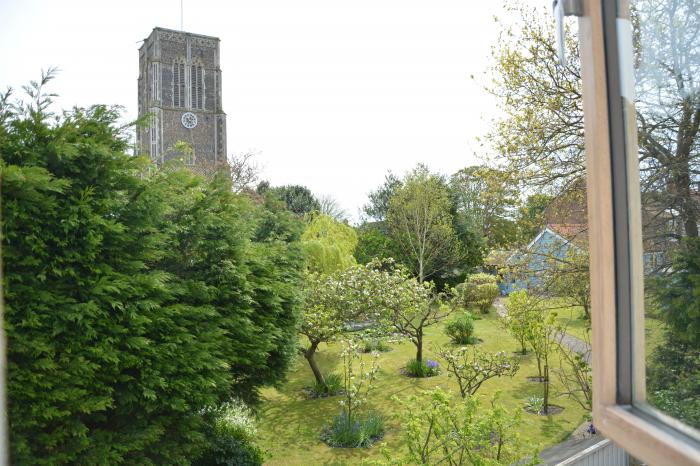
[438,346,520,398]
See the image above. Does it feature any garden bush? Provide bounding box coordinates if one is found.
[444,312,476,344]
[320,412,385,448]
[195,437,265,466]
[195,400,265,466]
[404,358,440,377]
[461,273,500,313]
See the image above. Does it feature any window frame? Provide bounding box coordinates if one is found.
[173,60,185,108]
[150,62,160,104]
[578,1,700,464]
[190,63,205,110]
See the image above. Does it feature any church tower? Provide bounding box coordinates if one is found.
[137,27,226,166]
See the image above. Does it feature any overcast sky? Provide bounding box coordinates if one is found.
[0,1,542,222]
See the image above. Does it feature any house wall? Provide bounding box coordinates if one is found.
[501,228,575,295]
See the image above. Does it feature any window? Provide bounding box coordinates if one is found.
[184,149,195,166]
[577,0,700,464]
[150,62,160,103]
[173,61,185,108]
[149,119,157,159]
[190,64,204,110]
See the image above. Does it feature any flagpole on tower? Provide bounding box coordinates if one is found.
[180,0,183,31]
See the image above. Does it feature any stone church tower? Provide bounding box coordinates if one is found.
[137,27,226,166]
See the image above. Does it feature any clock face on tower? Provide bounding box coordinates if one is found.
[181,112,198,129]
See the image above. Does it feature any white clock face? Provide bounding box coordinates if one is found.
[181,112,198,129]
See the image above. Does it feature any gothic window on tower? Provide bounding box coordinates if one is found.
[149,119,158,160]
[185,148,195,166]
[191,64,204,110]
[172,61,185,108]
[150,62,160,103]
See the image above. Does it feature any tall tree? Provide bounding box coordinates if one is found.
[268,184,321,216]
[1,76,304,464]
[387,165,460,283]
[353,222,402,265]
[155,169,305,404]
[487,2,584,193]
[362,172,402,222]
[449,165,519,248]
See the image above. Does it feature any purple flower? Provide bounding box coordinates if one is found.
[426,359,439,369]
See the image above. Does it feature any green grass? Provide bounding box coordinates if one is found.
[256,312,588,465]
[543,297,667,355]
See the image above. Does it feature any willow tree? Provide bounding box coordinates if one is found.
[301,213,357,275]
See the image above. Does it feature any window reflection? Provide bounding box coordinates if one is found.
[629,0,700,432]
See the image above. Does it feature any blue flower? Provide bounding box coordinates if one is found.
[426,359,439,369]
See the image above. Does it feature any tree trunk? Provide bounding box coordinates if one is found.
[415,331,423,363]
[543,364,550,414]
[304,341,324,387]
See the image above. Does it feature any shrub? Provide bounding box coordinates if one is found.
[210,400,257,441]
[320,412,385,448]
[195,437,265,466]
[195,400,265,466]
[310,373,344,397]
[460,273,500,313]
[361,338,392,353]
[388,388,534,465]
[503,289,538,354]
[404,358,440,378]
[444,312,476,344]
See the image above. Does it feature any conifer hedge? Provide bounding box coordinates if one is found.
[1,80,303,464]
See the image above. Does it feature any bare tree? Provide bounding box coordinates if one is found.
[228,151,261,193]
[553,328,592,411]
[317,194,348,221]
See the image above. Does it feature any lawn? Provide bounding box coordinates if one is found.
[545,297,667,356]
[256,311,589,465]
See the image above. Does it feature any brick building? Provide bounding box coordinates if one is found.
[136,27,226,166]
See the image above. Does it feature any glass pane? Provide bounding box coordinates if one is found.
[623,0,700,435]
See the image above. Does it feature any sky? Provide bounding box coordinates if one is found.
[0,0,539,222]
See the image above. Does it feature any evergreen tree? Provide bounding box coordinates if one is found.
[1,77,303,464]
